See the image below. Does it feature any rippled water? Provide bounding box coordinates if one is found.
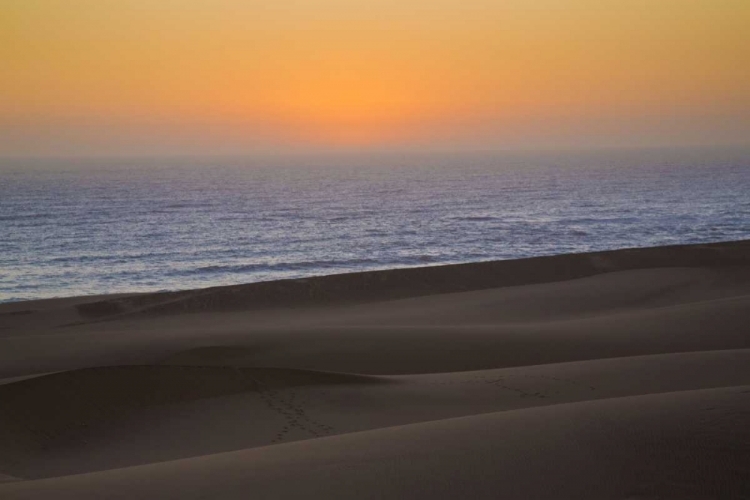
[1,149,749,302]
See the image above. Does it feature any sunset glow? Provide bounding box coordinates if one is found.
[2,0,749,155]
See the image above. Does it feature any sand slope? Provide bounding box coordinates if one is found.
[0,240,749,498]
[2,386,748,499]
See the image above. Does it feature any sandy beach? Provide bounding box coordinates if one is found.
[1,239,749,499]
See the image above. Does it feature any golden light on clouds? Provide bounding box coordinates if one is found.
[2,0,749,154]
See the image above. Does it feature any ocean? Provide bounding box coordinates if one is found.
[1,148,749,303]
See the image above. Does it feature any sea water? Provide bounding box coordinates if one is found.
[1,148,749,302]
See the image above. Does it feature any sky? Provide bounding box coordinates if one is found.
[2,0,749,157]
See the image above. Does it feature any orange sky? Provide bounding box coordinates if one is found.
[1,0,749,156]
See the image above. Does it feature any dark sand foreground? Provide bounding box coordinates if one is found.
[1,240,749,499]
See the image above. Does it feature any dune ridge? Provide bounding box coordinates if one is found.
[1,240,749,498]
[70,239,750,319]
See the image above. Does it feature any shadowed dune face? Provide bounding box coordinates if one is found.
[0,366,385,442]
[0,241,749,498]
[157,346,266,367]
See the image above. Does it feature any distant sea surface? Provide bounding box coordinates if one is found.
[1,149,749,303]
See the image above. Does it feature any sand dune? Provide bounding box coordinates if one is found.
[0,240,749,498]
[2,386,748,499]
[1,266,749,378]
[1,349,748,479]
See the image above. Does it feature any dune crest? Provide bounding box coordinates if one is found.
[71,239,750,319]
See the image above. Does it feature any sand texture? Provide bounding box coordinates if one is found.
[1,239,749,498]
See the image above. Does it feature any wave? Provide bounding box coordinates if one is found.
[162,202,218,210]
[449,216,499,222]
[0,213,53,222]
[43,251,176,265]
[167,256,442,278]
